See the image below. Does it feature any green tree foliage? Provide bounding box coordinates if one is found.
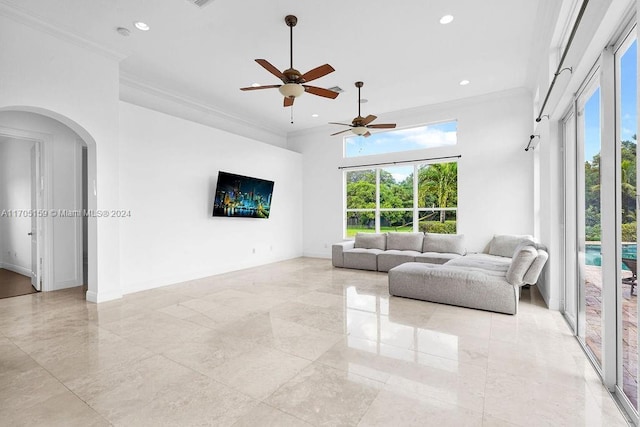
[418,163,458,222]
[345,163,458,231]
[585,135,636,242]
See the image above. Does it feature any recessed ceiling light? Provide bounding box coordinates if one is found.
[251,83,261,87]
[359,98,368,104]
[134,21,150,31]
[440,15,454,24]
[311,114,319,118]
[459,79,470,86]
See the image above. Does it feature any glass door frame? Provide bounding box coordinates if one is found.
[575,63,604,373]
[562,107,578,332]
[613,21,638,419]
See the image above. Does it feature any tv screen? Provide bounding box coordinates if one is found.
[212,171,274,219]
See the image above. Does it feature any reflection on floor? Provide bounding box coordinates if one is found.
[0,268,37,299]
[585,264,638,409]
[0,258,629,426]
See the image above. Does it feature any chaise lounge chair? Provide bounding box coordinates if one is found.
[622,257,637,296]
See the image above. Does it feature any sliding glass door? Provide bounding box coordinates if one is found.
[616,30,638,412]
[576,73,603,367]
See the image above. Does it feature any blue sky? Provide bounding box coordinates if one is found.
[584,39,637,162]
[345,121,457,159]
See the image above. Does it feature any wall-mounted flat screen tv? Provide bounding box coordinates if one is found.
[212,171,274,219]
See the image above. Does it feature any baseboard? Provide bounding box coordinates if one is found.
[535,281,560,310]
[0,262,31,277]
[51,279,83,291]
[120,255,304,295]
[302,252,331,259]
[86,289,122,303]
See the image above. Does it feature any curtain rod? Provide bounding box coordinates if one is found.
[338,155,461,170]
[535,0,589,123]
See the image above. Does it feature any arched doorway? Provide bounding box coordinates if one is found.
[0,107,98,301]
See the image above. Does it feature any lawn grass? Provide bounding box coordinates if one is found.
[346,225,413,237]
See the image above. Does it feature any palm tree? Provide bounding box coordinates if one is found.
[418,162,457,222]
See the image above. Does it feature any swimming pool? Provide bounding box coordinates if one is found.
[586,243,636,270]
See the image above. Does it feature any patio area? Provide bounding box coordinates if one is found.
[585,264,638,408]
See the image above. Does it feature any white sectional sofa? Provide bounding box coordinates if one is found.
[388,235,548,314]
[332,233,548,315]
[332,232,466,272]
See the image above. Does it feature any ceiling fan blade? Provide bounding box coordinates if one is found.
[284,96,294,107]
[300,64,335,83]
[330,129,352,136]
[328,122,353,127]
[361,115,378,125]
[303,85,339,99]
[240,84,281,91]
[367,123,397,129]
[363,131,372,138]
[255,59,285,81]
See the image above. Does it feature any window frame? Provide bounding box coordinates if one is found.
[343,159,458,238]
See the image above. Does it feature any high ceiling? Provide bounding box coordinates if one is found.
[1,0,559,135]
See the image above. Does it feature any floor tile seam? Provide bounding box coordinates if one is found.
[483,366,601,399]
[352,387,384,427]
[250,333,345,365]
[254,401,316,426]
[262,360,385,401]
[15,352,113,426]
[343,332,491,370]
[381,379,487,414]
[142,352,262,406]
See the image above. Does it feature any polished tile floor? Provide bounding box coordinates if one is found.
[0,268,37,299]
[0,258,631,426]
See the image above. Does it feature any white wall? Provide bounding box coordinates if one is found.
[0,139,33,276]
[0,10,121,302]
[288,89,534,257]
[0,113,84,290]
[118,101,303,293]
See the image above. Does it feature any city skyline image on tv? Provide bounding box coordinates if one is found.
[212,171,274,219]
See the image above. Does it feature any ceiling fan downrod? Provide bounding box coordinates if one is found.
[285,15,297,72]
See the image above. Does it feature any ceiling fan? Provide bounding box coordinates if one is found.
[329,82,396,137]
[240,15,338,107]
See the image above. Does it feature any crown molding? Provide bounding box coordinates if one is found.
[287,87,532,140]
[0,0,126,61]
[119,73,287,148]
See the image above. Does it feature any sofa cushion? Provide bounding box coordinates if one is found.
[423,233,465,255]
[387,232,424,252]
[506,245,538,286]
[523,249,549,284]
[446,253,511,277]
[415,252,462,265]
[353,232,387,250]
[378,250,421,272]
[344,248,383,271]
[488,234,535,258]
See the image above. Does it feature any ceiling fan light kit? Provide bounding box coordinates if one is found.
[279,83,304,98]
